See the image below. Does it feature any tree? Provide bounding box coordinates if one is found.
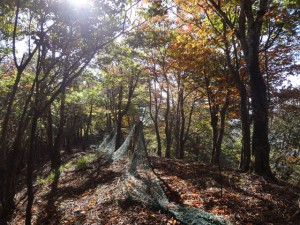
[173,0,299,173]
[0,0,128,222]
[205,0,279,178]
[98,43,142,149]
[270,87,300,182]
[148,77,163,156]
[126,15,175,157]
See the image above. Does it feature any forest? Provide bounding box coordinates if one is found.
[0,0,299,224]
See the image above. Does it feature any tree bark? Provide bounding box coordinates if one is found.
[115,85,124,150]
[46,106,54,160]
[210,105,219,164]
[164,81,171,158]
[205,68,230,165]
[211,92,230,164]
[83,104,93,150]
[65,115,77,154]
[222,24,251,172]
[248,43,272,176]
[47,88,65,210]
[115,73,139,150]
[0,79,36,223]
[178,89,185,159]
[245,10,273,177]
[148,79,162,156]
[180,98,195,159]
[25,112,38,225]
[174,85,182,159]
[0,0,37,166]
[208,0,274,178]
[239,87,251,171]
[52,88,65,171]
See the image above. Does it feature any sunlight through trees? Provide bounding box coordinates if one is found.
[0,0,299,224]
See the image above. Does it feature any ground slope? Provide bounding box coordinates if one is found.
[9,149,300,225]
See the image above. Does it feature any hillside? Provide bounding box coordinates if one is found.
[9,149,300,225]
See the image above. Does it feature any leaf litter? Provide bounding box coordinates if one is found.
[9,149,300,225]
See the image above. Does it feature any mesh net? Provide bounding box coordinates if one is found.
[124,123,169,208]
[97,122,231,225]
[96,128,117,159]
[96,125,137,162]
[111,124,136,162]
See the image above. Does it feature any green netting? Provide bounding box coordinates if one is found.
[97,122,231,225]
[111,124,136,162]
[96,125,137,162]
[96,128,117,159]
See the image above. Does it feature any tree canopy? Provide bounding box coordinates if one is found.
[0,0,299,224]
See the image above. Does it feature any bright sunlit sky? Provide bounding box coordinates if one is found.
[287,75,300,87]
[65,0,92,8]
[14,0,300,87]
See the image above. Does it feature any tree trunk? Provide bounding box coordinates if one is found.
[179,89,185,159]
[154,123,162,156]
[25,112,38,225]
[244,16,273,177]
[164,82,171,158]
[0,0,36,169]
[0,77,36,222]
[46,105,54,160]
[181,98,195,159]
[174,87,186,159]
[210,105,219,164]
[248,45,272,177]
[115,84,123,149]
[83,104,93,150]
[115,74,139,150]
[65,116,77,154]
[243,0,273,178]
[239,87,251,171]
[0,70,24,222]
[0,153,19,224]
[0,3,39,199]
[174,88,181,159]
[208,0,274,178]
[148,79,162,157]
[47,90,65,210]
[212,92,229,164]
[52,89,65,171]
[222,21,252,172]
[115,115,123,150]
[106,113,112,131]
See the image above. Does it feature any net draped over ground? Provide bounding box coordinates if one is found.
[96,123,231,225]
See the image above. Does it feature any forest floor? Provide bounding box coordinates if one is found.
[9,148,300,225]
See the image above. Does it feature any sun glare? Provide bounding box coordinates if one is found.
[66,0,92,8]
